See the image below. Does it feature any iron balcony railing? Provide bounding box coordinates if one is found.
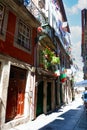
[23,0,72,57]
[24,0,47,25]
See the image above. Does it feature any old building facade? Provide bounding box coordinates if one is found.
[0,0,40,129]
[0,0,73,130]
[30,0,73,117]
[81,9,87,80]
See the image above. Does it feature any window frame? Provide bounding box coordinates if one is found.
[0,3,5,34]
[14,19,32,53]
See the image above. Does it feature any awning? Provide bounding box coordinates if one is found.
[74,80,87,87]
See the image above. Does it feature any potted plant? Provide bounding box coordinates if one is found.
[51,55,60,64]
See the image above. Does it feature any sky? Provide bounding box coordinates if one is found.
[62,0,87,81]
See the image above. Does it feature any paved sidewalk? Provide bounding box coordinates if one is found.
[8,97,85,130]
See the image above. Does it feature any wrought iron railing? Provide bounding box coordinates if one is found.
[24,0,47,25]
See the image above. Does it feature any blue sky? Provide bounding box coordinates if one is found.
[63,0,81,26]
[63,0,87,43]
[62,0,87,81]
[63,0,77,7]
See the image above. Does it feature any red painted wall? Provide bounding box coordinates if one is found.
[0,11,37,65]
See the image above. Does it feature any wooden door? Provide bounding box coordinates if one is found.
[5,80,18,122]
[17,79,25,115]
[5,66,26,122]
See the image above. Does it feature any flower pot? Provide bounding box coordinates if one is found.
[60,73,66,79]
[61,78,66,82]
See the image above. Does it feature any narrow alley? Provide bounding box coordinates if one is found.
[8,95,87,130]
[0,1,87,130]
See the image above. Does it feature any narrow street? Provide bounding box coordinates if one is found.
[0,1,87,130]
[9,95,87,130]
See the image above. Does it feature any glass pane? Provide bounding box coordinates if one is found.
[18,21,31,50]
[0,4,4,32]
[27,28,29,37]
[0,4,4,19]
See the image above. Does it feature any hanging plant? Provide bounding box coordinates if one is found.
[60,73,66,79]
[43,48,54,62]
[39,50,46,68]
[60,73,67,83]
[39,47,60,70]
[54,70,60,76]
[61,78,66,82]
[39,50,44,63]
[37,26,43,33]
[51,56,60,64]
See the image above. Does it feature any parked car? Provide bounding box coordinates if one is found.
[82,91,87,109]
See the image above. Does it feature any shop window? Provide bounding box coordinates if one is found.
[17,20,31,51]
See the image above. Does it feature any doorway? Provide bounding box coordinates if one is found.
[5,66,27,122]
[47,82,51,112]
[36,81,43,117]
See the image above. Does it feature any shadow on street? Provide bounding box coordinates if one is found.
[38,104,86,130]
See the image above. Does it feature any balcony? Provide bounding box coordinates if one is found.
[25,0,46,25]
[37,25,56,50]
[38,0,45,9]
[39,48,60,73]
[42,24,54,41]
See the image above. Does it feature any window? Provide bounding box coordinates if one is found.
[0,3,4,34]
[85,56,87,61]
[17,20,31,51]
